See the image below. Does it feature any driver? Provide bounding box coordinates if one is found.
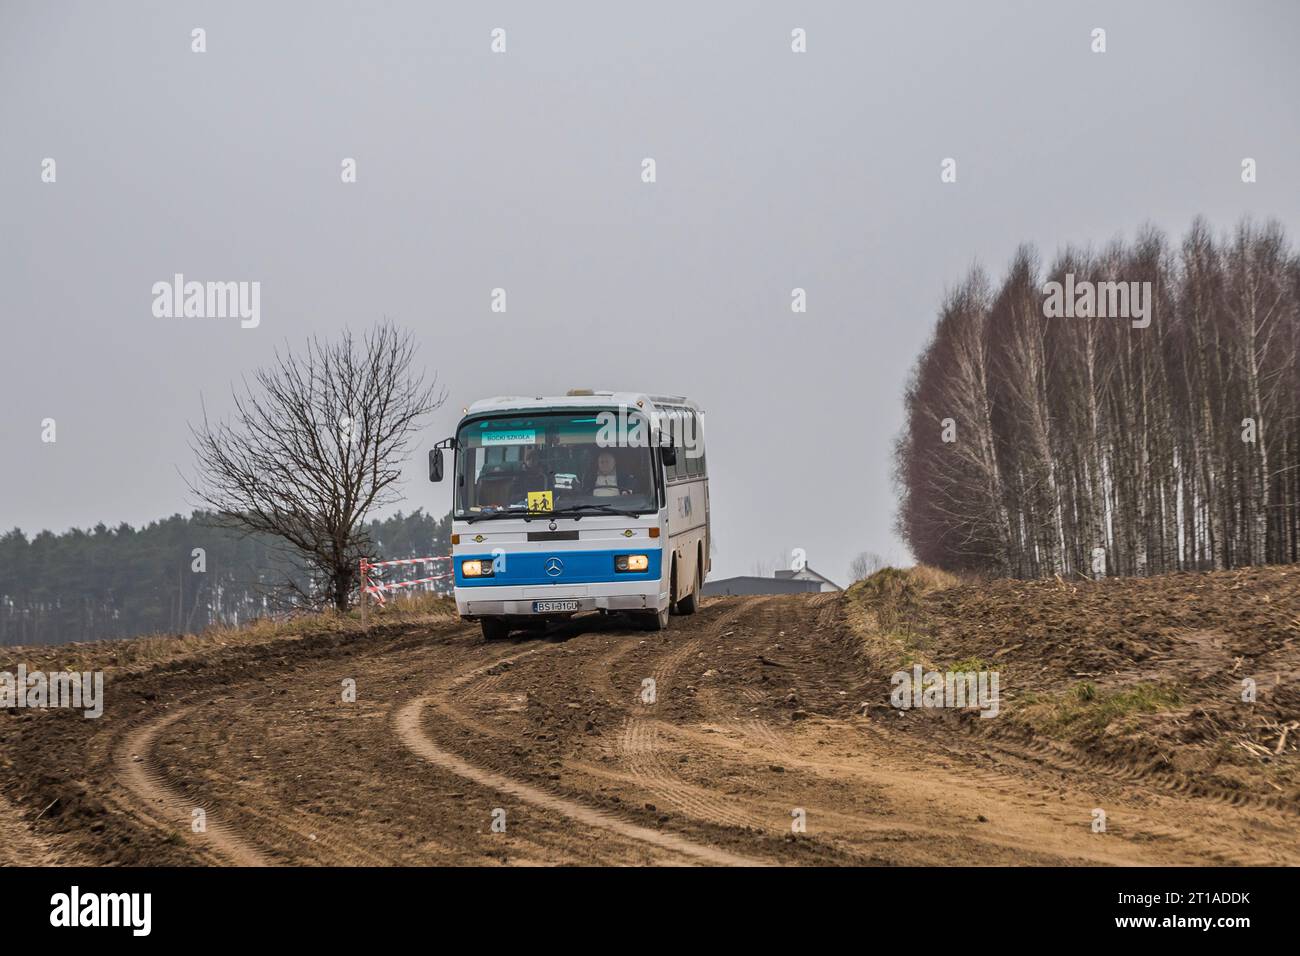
[592,450,633,497]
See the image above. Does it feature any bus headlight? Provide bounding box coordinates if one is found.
[462,560,493,577]
[615,554,649,572]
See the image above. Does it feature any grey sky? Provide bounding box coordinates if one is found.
[3,0,1298,584]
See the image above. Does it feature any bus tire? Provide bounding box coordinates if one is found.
[480,618,511,641]
[677,560,700,615]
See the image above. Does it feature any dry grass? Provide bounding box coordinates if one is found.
[1017,681,1184,737]
[0,591,458,677]
[842,565,961,670]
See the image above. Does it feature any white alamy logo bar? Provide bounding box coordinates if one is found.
[151,273,260,328]
[49,886,151,936]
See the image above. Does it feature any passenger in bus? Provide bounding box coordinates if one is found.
[512,446,548,502]
[522,446,543,477]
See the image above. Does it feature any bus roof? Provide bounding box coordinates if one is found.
[462,391,701,418]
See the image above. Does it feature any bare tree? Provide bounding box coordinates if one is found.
[848,551,884,581]
[895,264,1043,575]
[189,322,445,610]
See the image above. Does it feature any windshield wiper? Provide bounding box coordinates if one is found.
[547,504,633,519]
[460,509,527,524]
[462,503,640,522]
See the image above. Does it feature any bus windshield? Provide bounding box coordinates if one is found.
[454,412,657,518]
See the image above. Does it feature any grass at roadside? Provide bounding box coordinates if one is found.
[842,565,960,672]
[1017,681,1183,737]
[842,566,1187,743]
[0,591,457,677]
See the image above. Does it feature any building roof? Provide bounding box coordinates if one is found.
[774,566,843,590]
[700,575,824,597]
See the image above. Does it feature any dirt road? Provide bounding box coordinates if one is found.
[4,592,1298,866]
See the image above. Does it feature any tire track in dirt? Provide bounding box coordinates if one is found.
[116,696,397,866]
[116,707,271,866]
[167,700,403,867]
[616,718,759,829]
[423,638,555,741]
[985,731,1300,816]
[585,595,1297,865]
[610,599,780,831]
[416,616,806,859]
[595,599,1118,861]
[393,693,764,866]
[468,606,859,851]
[664,718,1127,861]
[401,628,771,864]
[103,622,489,867]
[120,626,714,866]
[138,626,591,867]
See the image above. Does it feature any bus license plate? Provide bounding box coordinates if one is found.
[533,600,579,613]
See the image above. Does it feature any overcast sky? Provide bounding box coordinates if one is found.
[2,0,1298,583]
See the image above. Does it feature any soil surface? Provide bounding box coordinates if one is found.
[2,572,1297,866]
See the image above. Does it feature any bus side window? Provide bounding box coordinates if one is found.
[660,411,677,482]
[685,412,702,477]
[672,411,689,481]
[694,415,705,477]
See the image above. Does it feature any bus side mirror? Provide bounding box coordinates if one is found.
[429,447,444,482]
[661,446,677,467]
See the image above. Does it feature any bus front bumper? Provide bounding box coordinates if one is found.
[455,581,669,619]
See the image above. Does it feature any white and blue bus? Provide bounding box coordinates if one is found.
[429,390,709,640]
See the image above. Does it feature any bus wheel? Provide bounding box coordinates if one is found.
[642,605,670,631]
[480,618,511,641]
[676,562,700,615]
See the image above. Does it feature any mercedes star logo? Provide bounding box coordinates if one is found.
[544,556,564,577]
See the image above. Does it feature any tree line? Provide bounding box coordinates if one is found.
[0,509,451,646]
[895,217,1300,578]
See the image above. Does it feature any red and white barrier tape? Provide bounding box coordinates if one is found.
[365,556,451,569]
[361,556,452,605]
[367,573,452,592]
